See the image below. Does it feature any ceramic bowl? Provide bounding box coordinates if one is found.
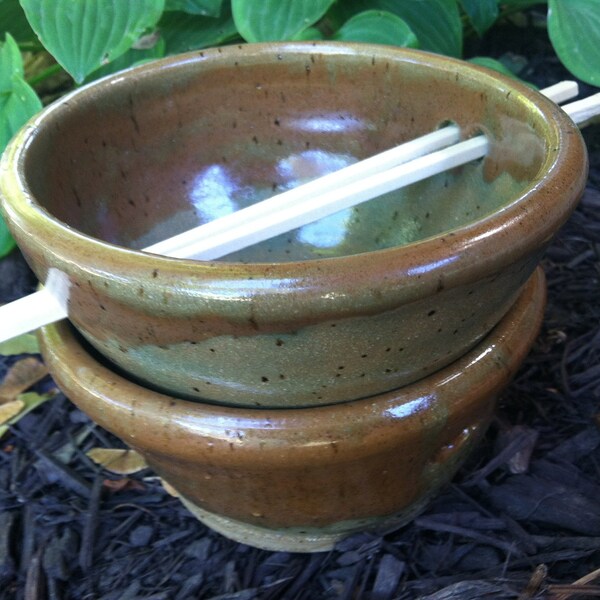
[38,267,545,552]
[1,43,586,407]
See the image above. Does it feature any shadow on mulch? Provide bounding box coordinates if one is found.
[1,16,600,600]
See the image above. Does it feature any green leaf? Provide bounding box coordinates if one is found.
[329,0,462,57]
[0,33,42,149]
[469,56,518,78]
[160,9,239,54]
[0,32,23,92]
[498,0,541,8]
[0,0,37,45]
[20,0,166,83]
[460,0,498,36]
[165,0,221,17]
[548,0,600,86]
[469,56,536,88]
[85,37,165,82]
[0,75,41,148]
[232,0,334,42]
[333,10,418,47]
[0,34,41,258]
[0,216,16,256]
[292,26,324,41]
[0,333,40,356]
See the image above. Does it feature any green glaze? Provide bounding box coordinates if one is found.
[0,43,587,406]
[37,268,546,551]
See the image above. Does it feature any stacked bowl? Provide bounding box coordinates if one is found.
[0,43,587,551]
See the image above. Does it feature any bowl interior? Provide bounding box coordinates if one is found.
[22,44,553,262]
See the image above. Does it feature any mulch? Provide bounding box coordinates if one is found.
[1,15,599,600]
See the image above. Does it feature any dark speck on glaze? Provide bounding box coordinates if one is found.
[0,43,587,407]
[36,269,545,551]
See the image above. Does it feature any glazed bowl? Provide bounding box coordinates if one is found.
[38,268,546,552]
[1,43,586,407]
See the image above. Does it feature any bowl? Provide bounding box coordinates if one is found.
[1,43,586,407]
[38,267,546,552]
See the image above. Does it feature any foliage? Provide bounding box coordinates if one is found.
[232,0,334,43]
[20,0,165,83]
[0,32,41,256]
[547,0,600,87]
[0,332,39,355]
[0,0,599,257]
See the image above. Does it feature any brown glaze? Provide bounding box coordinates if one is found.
[1,44,587,406]
[38,268,546,550]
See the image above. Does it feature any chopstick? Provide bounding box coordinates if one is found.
[146,125,462,258]
[152,136,487,260]
[0,81,592,342]
[147,81,580,260]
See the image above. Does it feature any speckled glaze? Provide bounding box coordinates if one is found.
[38,268,546,552]
[1,43,586,407]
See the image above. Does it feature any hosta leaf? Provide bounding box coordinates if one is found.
[548,0,600,86]
[469,56,520,79]
[0,221,15,256]
[460,0,498,36]
[86,448,148,474]
[160,8,238,54]
[292,26,324,41]
[498,0,541,8]
[85,37,165,82]
[469,56,535,87]
[165,0,221,17]
[0,32,23,92]
[330,0,462,56]
[0,34,41,258]
[0,0,37,45]
[0,33,42,146]
[333,10,418,47]
[20,0,166,83]
[0,75,42,148]
[232,0,334,42]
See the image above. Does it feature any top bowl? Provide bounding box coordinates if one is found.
[0,43,587,407]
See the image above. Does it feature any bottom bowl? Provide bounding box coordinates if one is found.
[38,268,546,552]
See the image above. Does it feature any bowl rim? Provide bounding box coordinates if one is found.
[37,267,546,466]
[0,42,587,310]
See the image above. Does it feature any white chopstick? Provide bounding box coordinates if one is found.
[146,124,462,257]
[160,135,489,260]
[560,93,600,125]
[148,81,580,259]
[0,81,588,341]
[539,80,579,105]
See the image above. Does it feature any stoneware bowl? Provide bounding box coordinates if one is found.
[1,43,586,407]
[38,268,546,552]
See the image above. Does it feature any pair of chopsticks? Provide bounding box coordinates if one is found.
[1,80,599,342]
[147,80,596,260]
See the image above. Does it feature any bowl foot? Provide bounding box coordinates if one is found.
[177,491,434,553]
